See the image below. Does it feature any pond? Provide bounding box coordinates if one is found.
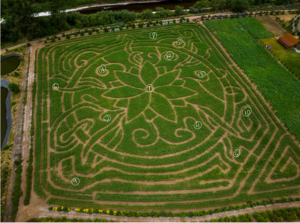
[1,55,21,76]
[1,87,8,147]
[79,0,199,14]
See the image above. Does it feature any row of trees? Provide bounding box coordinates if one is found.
[0,0,296,43]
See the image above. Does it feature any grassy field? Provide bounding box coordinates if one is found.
[260,38,300,77]
[256,16,287,37]
[33,22,300,212]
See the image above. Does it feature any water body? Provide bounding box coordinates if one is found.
[1,87,8,147]
[1,55,21,76]
[25,0,199,18]
[79,0,199,14]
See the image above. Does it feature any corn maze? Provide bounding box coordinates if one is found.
[34,23,300,211]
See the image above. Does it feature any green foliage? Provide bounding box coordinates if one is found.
[9,101,16,107]
[8,83,20,93]
[205,18,300,141]
[11,155,23,221]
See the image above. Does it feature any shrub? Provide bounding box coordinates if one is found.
[2,145,10,150]
[138,23,144,28]
[66,34,71,39]
[58,37,61,40]
[44,40,47,44]
[104,27,109,32]
[80,31,84,36]
[13,71,20,77]
[8,83,20,93]
[10,101,16,107]
[88,30,92,35]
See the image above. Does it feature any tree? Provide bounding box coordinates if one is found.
[47,0,68,31]
[175,5,184,15]
[193,0,211,12]
[189,6,199,14]
[76,20,83,28]
[219,0,227,9]
[211,0,219,10]
[211,0,227,10]
[89,14,97,26]
[231,0,249,12]
[155,7,168,18]
[8,83,20,93]
[1,0,35,39]
[140,9,153,19]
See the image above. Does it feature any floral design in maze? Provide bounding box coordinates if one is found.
[36,24,300,208]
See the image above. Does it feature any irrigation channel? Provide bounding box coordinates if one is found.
[34,0,199,17]
[0,54,21,149]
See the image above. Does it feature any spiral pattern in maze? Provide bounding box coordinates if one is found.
[35,23,300,209]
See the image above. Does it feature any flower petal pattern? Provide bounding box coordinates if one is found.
[127,93,150,121]
[154,86,196,99]
[153,70,180,87]
[150,92,175,121]
[141,61,158,85]
[104,86,144,98]
[116,71,145,89]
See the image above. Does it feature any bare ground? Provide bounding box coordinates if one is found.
[256,16,287,37]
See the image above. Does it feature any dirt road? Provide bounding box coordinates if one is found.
[25,201,300,222]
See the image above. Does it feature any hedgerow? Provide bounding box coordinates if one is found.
[11,155,23,221]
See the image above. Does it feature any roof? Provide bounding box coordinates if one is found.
[278,33,299,48]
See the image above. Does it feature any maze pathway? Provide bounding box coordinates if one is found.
[34,23,300,211]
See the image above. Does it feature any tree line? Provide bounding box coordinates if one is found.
[0,0,293,43]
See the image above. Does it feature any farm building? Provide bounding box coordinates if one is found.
[278,33,300,49]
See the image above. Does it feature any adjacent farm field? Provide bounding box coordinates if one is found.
[256,16,287,37]
[205,18,300,143]
[260,38,300,77]
[34,22,300,212]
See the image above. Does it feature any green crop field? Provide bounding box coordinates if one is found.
[34,22,300,212]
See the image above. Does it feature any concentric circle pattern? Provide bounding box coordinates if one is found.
[34,23,300,211]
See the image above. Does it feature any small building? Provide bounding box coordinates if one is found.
[278,33,300,49]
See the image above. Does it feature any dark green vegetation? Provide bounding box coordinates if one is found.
[8,83,20,94]
[1,165,10,221]
[33,22,300,211]
[260,38,300,78]
[205,17,300,142]
[1,0,299,43]
[11,155,23,222]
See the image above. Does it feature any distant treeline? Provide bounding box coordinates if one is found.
[0,0,295,44]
